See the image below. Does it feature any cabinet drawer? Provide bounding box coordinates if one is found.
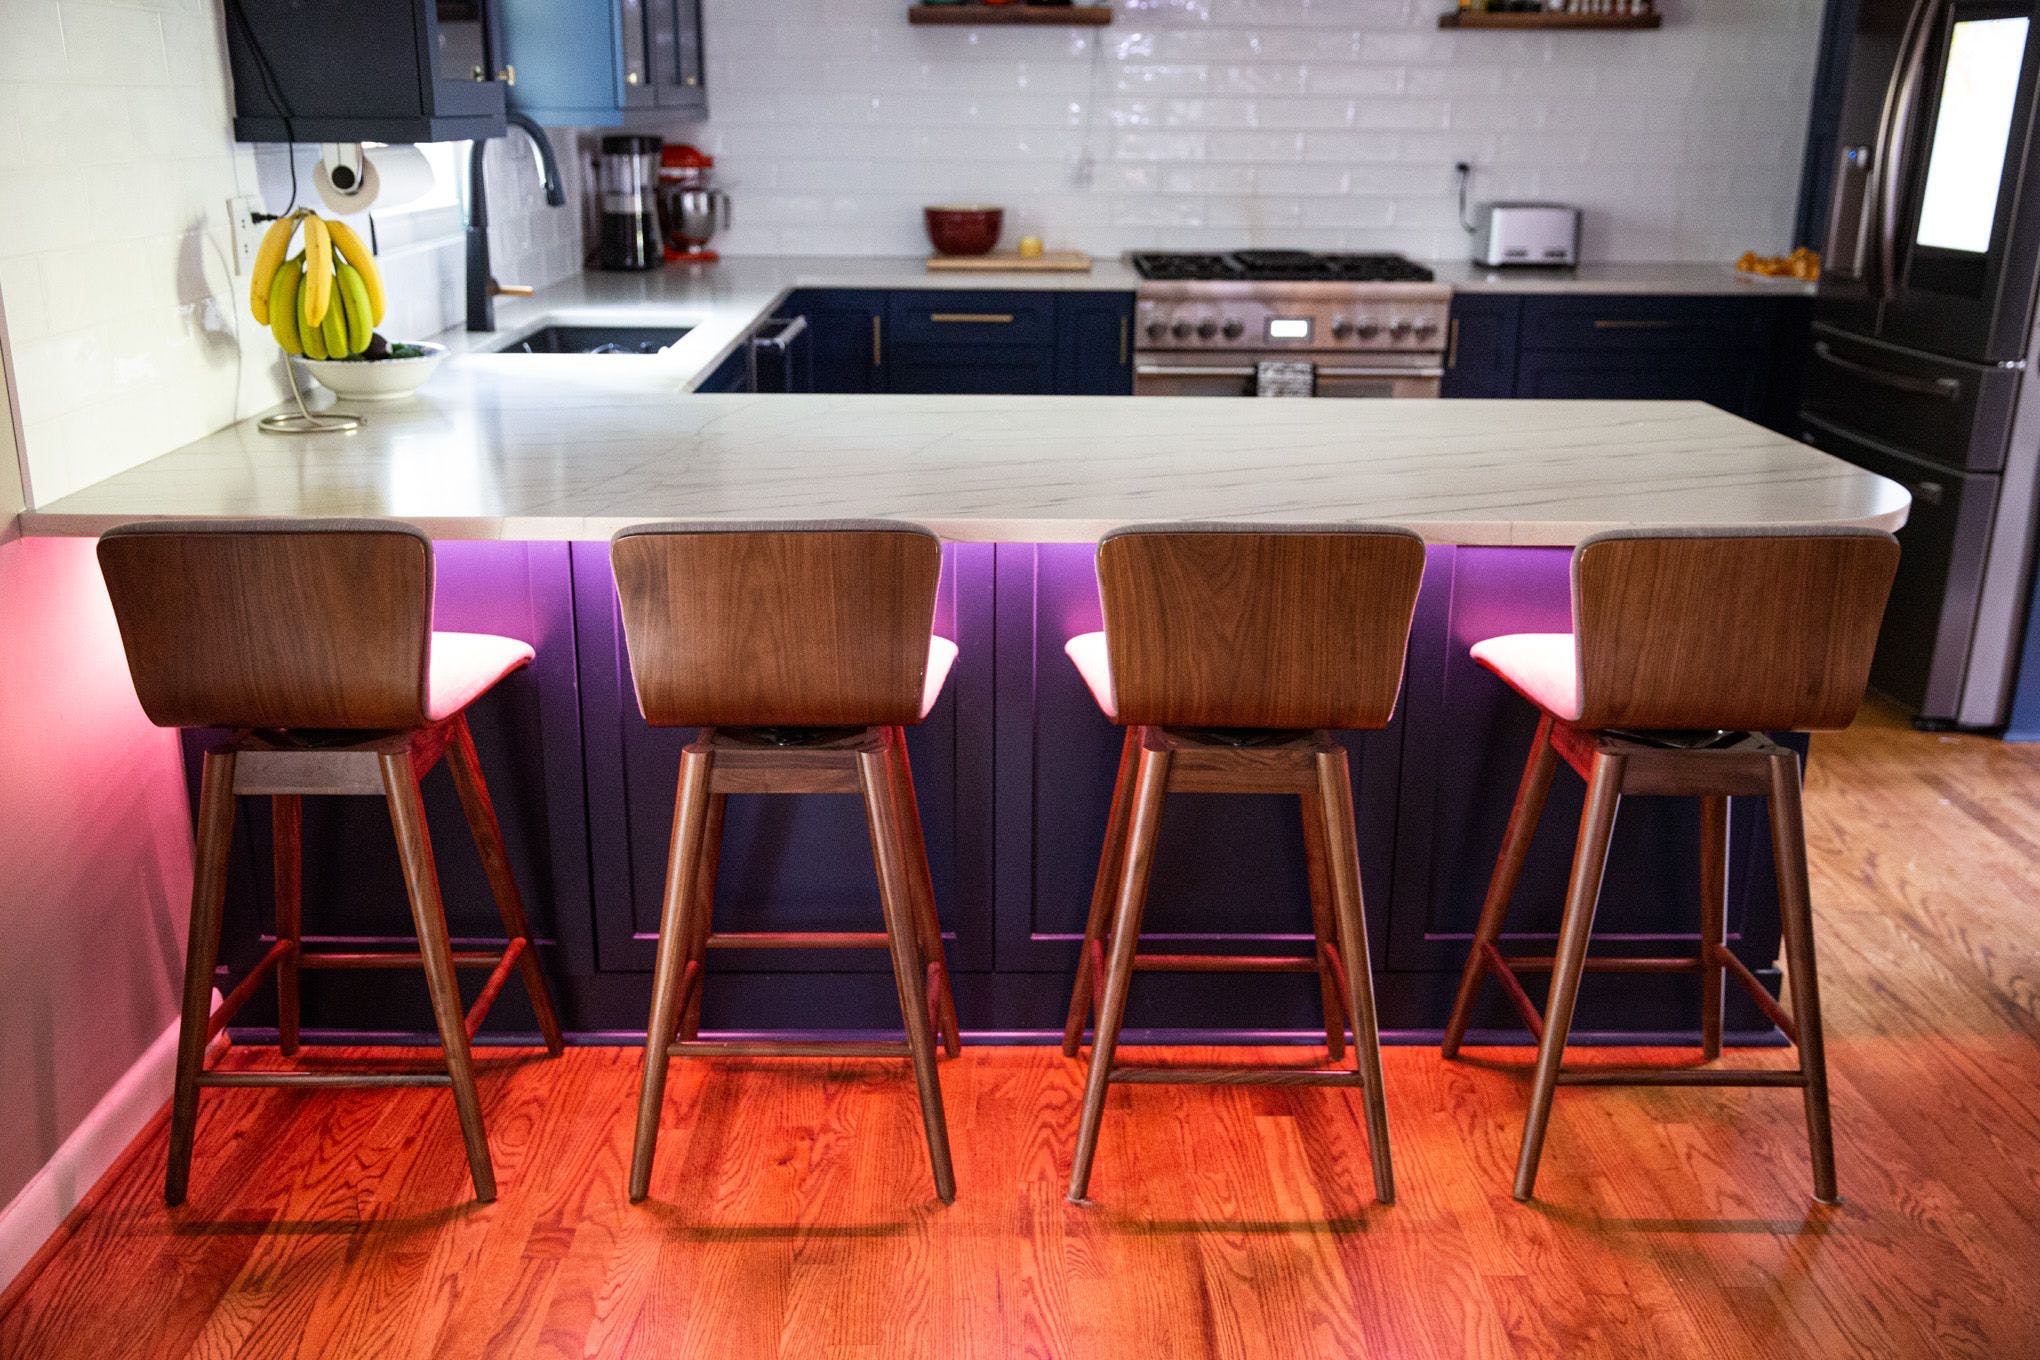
[1519,296,1767,352]
[887,291,1055,346]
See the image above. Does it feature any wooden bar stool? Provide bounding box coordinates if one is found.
[1061,523,1426,1206]
[1439,526,1900,1204]
[96,519,566,1206]
[612,520,960,1206]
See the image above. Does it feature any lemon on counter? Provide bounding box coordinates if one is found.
[1017,236,1044,258]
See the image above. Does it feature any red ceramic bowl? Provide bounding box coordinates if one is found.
[924,205,1003,256]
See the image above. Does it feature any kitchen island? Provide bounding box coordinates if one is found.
[23,384,1908,1045]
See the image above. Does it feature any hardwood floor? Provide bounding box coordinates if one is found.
[5,701,2039,1358]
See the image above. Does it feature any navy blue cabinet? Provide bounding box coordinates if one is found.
[1452,293,1812,433]
[789,289,888,393]
[1056,293,1135,395]
[792,288,1135,397]
[1440,295,1521,398]
[499,0,707,126]
[226,0,506,143]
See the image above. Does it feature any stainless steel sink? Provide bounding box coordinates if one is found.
[491,325,690,355]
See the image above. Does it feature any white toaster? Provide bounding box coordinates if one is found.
[1471,203,1582,268]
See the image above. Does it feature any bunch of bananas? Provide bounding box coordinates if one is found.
[248,209,388,360]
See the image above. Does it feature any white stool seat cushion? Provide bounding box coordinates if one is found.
[1469,632,1583,722]
[1063,631,1116,720]
[923,636,959,720]
[427,631,537,722]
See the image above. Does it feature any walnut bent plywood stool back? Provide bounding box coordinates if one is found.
[611,520,961,1206]
[1060,523,1427,1207]
[1440,526,1901,1205]
[97,519,564,1207]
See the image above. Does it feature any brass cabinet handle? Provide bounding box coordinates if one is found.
[1446,316,1460,369]
[1119,315,1129,366]
[929,312,1014,324]
[871,314,883,368]
[1592,318,1685,329]
[497,65,516,85]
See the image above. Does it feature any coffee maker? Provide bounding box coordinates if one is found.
[657,144,731,264]
[595,134,662,271]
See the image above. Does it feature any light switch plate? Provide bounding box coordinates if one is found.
[227,195,266,275]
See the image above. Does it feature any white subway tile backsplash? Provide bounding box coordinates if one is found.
[670,0,1822,264]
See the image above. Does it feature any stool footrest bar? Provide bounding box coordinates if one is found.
[1108,1065,1366,1087]
[198,1071,455,1089]
[1716,945,1799,1042]
[1555,1067,1808,1087]
[705,931,892,950]
[204,940,296,1041]
[1505,955,1704,975]
[1483,941,1546,1042]
[669,1040,912,1059]
[299,950,506,969]
[462,937,526,1040]
[1131,953,1322,974]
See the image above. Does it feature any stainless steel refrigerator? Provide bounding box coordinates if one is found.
[1801,0,2040,727]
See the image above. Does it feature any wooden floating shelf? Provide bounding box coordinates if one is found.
[1439,10,1662,29]
[909,4,1113,25]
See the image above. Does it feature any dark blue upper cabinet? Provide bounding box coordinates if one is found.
[499,0,706,127]
[226,0,507,144]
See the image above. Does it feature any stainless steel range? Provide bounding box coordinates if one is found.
[1129,251,1450,398]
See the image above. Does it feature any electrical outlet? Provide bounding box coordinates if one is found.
[227,195,267,275]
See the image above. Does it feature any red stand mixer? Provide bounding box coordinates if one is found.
[658,144,731,264]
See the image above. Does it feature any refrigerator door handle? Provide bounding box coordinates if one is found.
[1877,0,1943,300]
[1812,340,1963,399]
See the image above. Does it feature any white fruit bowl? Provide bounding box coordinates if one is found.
[296,343,447,401]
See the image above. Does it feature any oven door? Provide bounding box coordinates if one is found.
[1133,352,1443,398]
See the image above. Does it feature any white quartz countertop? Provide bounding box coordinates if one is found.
[443,256,1815,400]
[22,363,1908,545]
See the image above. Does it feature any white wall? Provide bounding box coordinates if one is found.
[0,290,196,1278]
[0,0,585,507]
[673,0,1823,262]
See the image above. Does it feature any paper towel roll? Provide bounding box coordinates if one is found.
[315,144,437,214]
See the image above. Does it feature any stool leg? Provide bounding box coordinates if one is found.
[859,736,955,1204]
[1768,751,1839,1205]
[1698,793,1729,1063]
[166,750,237,1207]
[446,716,565,1057]
[678,791,725,1044]
[1514,750,1625,1203]
[381,751,496,1204]
[271,794,303,1058]
[1443,715,1559,1060]
[630,745,716,1203]
[1068,736,1171,1204]
[1313,745,1395,1205]
[1298,788,1348,1062]
[1064,728,1138,1057]
[888,728,962,1058]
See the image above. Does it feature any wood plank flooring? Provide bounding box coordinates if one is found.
[5,701,2039,1358]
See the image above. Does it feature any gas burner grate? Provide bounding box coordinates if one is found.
[1130,251,1436,283]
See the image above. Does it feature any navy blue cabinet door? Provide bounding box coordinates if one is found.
[790,289,887,393]
[1389,545,1796,1038]
[573,542,998,1032]
[1513,347,1766,415]
[1440,295,1521,397]
[886,345,1057,394]
[990,543,1405,1037]
[1056,293,1135,395]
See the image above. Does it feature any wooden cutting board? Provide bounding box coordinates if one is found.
[926,250,1093,273]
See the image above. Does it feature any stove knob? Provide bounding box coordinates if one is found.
[1171,319,1194,341]
[1388,318,1415,340]
[1410,317,1440,341]
[1330,318,1354,341]
[1197,319,1218,340]
[1145,319,1166,341]
[1351,318,1381,339]
[1221,318,1244,340]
